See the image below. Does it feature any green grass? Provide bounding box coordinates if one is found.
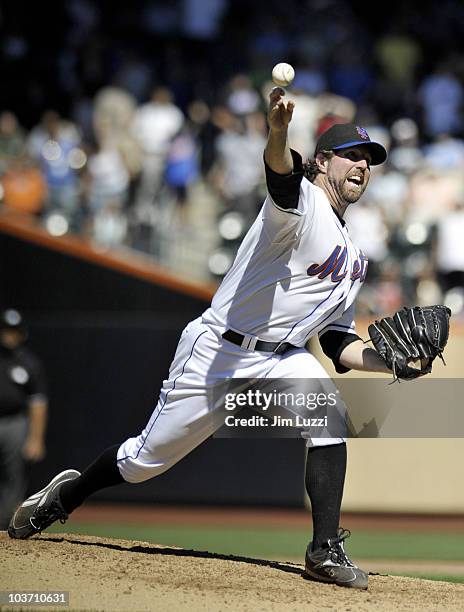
[48,522,311,560]
[48,521,464,563]
[348,531,464,562]
[389,573,464,584]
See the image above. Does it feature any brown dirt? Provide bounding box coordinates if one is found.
[2,532,464,612]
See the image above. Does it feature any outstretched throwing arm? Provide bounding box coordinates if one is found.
[264,87,295,174]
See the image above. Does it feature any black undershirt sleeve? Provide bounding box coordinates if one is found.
[319,330,362,374]
[264,149,305,210]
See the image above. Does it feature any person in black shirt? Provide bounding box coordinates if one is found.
[0,309,48,529]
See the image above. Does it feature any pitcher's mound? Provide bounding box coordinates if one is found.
[2,532,464,611]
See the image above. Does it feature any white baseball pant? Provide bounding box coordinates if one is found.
[117,316,345,483]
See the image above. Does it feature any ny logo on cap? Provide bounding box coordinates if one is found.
[356,126,369,140]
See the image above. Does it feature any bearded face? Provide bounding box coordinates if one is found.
[327,147,372,204]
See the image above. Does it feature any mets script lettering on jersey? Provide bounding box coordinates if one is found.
[307,246,368,283]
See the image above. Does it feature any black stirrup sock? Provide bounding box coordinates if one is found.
[59,445,125,514]
[305,442,347,550]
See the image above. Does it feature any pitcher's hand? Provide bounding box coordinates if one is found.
[268,87,295,132]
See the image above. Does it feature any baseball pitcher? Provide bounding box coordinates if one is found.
[8,88,450,590]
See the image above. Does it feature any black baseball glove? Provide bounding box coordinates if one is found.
[368,305,451,381]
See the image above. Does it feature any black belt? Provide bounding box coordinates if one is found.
[222,329,297,355]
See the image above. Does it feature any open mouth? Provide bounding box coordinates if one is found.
[347,175,363,186]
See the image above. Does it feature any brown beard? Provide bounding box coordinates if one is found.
[341,178,367,203]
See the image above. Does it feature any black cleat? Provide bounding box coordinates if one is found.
[305,528,368,589]
[8,470,80,539]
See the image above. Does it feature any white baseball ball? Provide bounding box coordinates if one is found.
[272,63,295,87]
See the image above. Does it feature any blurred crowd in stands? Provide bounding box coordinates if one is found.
[1,0,464,315]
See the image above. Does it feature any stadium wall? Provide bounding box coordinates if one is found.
[0,230,306,507]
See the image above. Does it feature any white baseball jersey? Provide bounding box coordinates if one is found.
[118,171,360,482]
[205,177,367,346]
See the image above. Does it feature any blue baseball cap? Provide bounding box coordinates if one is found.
[315,123,387,165]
